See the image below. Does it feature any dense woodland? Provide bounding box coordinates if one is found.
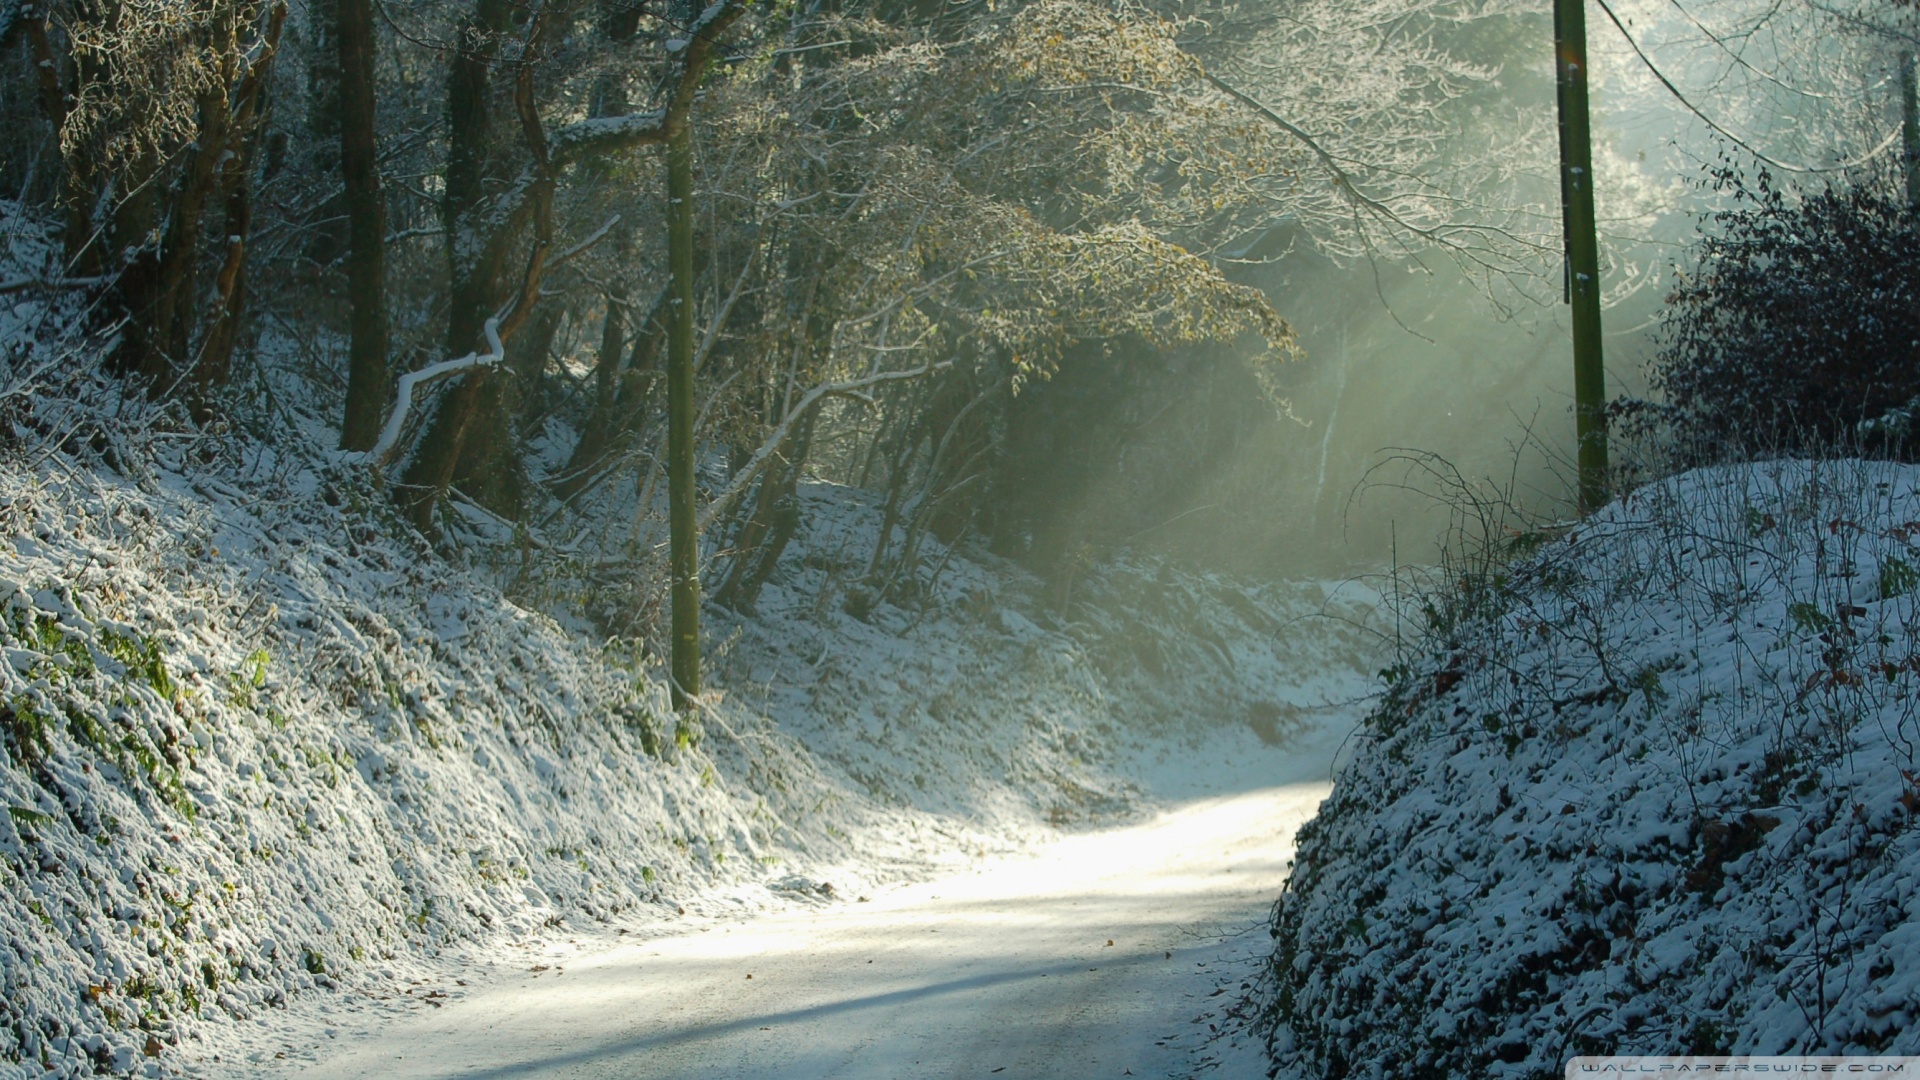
[0,0,1918,700]
[7,0,1920,1074]
[0,0,1577,685]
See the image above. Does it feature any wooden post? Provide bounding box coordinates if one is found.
[1554,0,1609,514]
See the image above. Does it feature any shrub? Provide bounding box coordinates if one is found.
[1621,167,1920,464]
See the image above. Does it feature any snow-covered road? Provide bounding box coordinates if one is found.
[290,763,1333,1080]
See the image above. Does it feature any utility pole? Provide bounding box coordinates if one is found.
[1554,0,1609,514]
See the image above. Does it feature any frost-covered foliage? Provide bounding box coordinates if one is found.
[1622,170,1920,464]
[707,480,1381,825]
[0,385,820,1078]
[0,331,1345,1077]
[1265,460,1920,1078]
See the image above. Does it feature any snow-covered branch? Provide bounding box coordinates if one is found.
[362,317,505,467]
[550,110,670,165]
[549,0,745,166]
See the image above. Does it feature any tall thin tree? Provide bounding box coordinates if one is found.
[1902,51,1919,209]
[666,111,700,709]
[337,0,388,450]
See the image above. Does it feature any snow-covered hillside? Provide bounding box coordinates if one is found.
[1264,459,1920,1078]
[0,361,1378,1077]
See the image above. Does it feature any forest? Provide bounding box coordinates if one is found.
[2,0,1920,1075]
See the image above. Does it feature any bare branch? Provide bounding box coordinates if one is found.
[697,360,951,534]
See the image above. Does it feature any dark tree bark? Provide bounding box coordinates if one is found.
[336,0,389,451]
[196,9,284,408]
[451,302,562,516]
[552,285,673,502]
[115,83,225,388]
[666,113,701,706]
[388,0,740,539]
[99,1,284,412]
[442,0,513,362]
[394,0,514,532]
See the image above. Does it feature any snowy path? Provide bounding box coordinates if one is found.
[288,757,1334,1080]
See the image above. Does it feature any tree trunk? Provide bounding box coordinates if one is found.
[115,81,227,388]
[196,137,257,409]
[18,10,92,260]
[336,0,389,451]
[395,0,512,533]
[451,302,561,517]
[666,115,701,708]
[1902,51,1919,210]
[716,413,815,613]
[196,3,285,413]
[554,284,677,501]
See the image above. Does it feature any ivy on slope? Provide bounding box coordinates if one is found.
[1265,460,1920,1079]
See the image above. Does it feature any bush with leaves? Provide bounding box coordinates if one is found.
[1621,167,1920,464]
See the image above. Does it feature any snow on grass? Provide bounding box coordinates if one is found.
[707,481,1384,834]
[0,288,1381,1079]
[0,401,841,1078]
[1264,458,1920,1078]
[0,199,1391,1080]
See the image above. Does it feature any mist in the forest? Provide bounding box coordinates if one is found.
[1106,0,1919,577]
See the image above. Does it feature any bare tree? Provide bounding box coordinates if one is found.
[18,0,289,414]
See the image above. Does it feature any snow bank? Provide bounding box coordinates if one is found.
[0,391,848,1078]
[1264,459,1920,1078]
[0,200,1382,1079]
[0,352,1372,1078]
[708,482,1383,830]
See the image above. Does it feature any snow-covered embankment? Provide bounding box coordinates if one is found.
[1266,460,1920,1077]
[0,375,1379,1077]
